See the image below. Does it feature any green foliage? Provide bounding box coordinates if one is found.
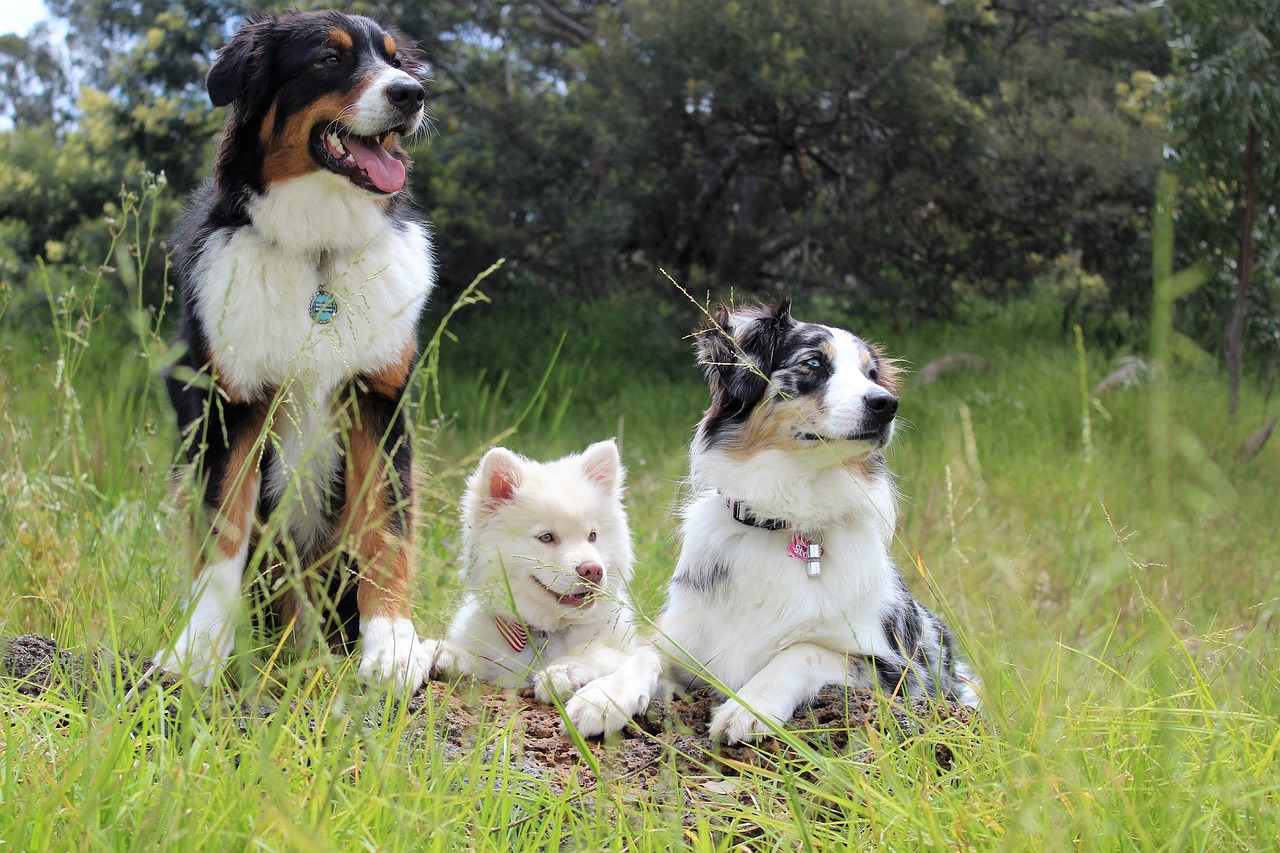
[0,27,70,127]
[409,0,1170,325]
[1166,0,1280,405]
[4,259,1280,847]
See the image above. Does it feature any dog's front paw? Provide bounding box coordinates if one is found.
[534,662,597,703]
[359,616,430,694]
[419,638,472,680]
[564,675,652,737]
[710,698,784,744]
[153,625,233,687]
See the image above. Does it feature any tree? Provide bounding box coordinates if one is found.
[1167,0,1280,413]
[0,27,71,128]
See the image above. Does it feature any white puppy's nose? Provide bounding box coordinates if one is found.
[576,561,603,585]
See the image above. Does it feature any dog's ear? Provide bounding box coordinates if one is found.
[475,447,525,508]
[696,300,796,412]
[580,439,624,495]
[207,14,273,111]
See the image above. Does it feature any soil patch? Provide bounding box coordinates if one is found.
[2,634,977,795]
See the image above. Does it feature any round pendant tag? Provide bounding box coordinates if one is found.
[309,291,339,324]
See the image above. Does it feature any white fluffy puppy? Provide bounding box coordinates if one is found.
[423,440,662,736]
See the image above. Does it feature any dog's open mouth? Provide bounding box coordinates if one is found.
[800,429,888,445]
[533,577,595,609]
[310,125,409,194]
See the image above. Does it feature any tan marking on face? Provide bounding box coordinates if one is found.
[859,348,873,370]
[821,340,838,361]
[730,394,824,458]
[260,92,359,186]
[364,342,417,399]
[383,34,397,58]
[329,27,354,51]
[872,344,905,394]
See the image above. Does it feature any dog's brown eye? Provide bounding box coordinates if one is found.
[868,366,880,382]
[588,531,597,543]
[391,56,402,69]
[537,532,555,544]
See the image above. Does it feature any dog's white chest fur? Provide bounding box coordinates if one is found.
[191,174,434,400]
[190,175,434,544]
[664,488,900,692]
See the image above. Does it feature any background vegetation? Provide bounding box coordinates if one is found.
[1,0,1278,849]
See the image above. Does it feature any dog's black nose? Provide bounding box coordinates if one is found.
[864,390,898,424]
[386,80,425,115]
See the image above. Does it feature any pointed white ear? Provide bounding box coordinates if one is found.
[580,439,623,494]
[476,447,525,507]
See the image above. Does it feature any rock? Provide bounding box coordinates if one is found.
[917,354,991,385]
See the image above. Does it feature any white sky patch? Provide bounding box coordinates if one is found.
[0,1,48,37]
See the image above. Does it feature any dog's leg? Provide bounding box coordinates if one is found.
[710,642,850,743]
[563,641,664,737]
[155,397,265,685]
[343,387,430,693]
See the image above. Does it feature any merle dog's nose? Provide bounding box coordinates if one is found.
[864,390,899,424]
[386,80,425,115]
[576,562,604,585]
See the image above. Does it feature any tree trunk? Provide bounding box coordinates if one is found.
[1225,123,1258,415]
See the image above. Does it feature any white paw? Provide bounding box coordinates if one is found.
[564,675,652,737]
[534,662,596,703]
[358,616,430,694]
[419,638,472,679]
[710,698,785,744]
[153,625,233,686]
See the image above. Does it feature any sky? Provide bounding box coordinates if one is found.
[1,1,49,37]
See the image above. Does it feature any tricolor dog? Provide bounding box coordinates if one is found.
[658,301,979,743]
[154,11,435,691]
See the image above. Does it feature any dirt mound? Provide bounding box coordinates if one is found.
[1,634,976,792]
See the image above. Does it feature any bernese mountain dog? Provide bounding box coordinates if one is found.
[153,11,436,692]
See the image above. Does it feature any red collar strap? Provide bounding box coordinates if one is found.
[495,617,529,653]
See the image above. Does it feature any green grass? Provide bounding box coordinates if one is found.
[2,201,1279,848]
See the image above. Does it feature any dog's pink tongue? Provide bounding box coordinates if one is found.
[344,135,406,193]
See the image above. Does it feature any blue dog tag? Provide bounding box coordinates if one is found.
[309,291,339,324]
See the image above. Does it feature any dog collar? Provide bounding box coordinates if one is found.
[494,617,550,654]
[495,617,528,653]
[725,497,824,577]
[725,497,790,531]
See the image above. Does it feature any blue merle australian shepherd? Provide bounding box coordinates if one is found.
[658,301,979,742]
[153,11,435,692]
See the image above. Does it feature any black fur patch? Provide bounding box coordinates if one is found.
[696,300,797,441]
[671,559,731,593]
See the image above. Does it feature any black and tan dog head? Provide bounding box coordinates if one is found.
[694,300,903,460]
[208,10,426,196]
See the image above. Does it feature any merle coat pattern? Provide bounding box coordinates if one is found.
[658,301,978,743]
